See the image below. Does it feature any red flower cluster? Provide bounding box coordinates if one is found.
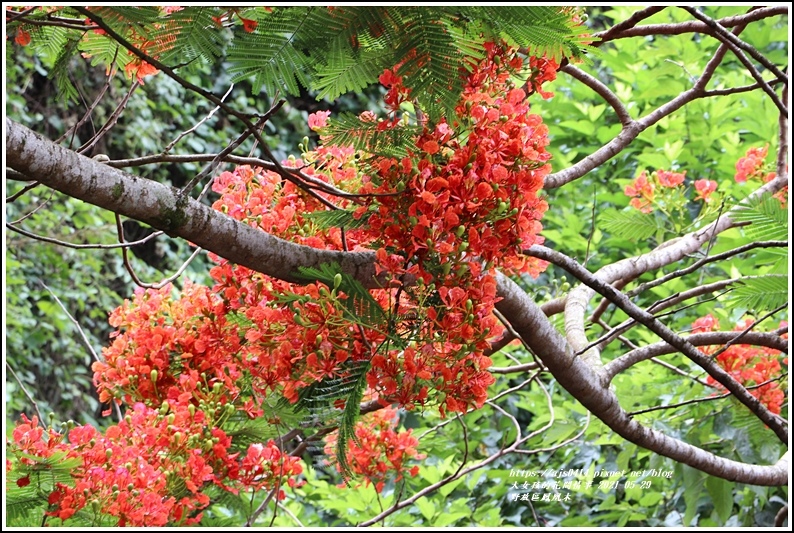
[692,314,787,414]
[734,144,787,205]
[735,145,771,183]
[324,407,423,493]
[9,33,578,520]
[624,169,693,213]
[8,403,301,526]
[624,168,721,213]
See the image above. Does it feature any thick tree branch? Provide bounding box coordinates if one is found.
[526,245,787,443]
[495,273,788,486]
[6,118,788,486]
[544,25,734,189]
[6,119,380,287]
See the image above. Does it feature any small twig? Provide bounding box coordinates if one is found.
[5,181,41,203]
[516,412,591,455]
[707,304,788,362]
[628,373,786,417]
[163,84,235,155]
[7,190,53,225]
[648,357,711,387]
[78,80,140,155]
[38,280,123,422]
[7,221,163,249]
[489,362,540,374]
[115,214,204,289]
[702,77,784,97]
[5,6,39,22]
[55,74,111,146]
[6,361,46,427]
[275,501,303,527]
[626,241,787,298]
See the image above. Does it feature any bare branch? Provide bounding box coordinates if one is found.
[680,6,787,83]
[78,81,140,155]
[626,241,788,298]
[560,64,632,126]
[5,181,41,203]
[6,221,162,250]
[777,78,789,179]
[594,6,666,43]
[543,32,729,189]
[38,280,123,422]
[6,362,46,428]
[495,272,788,485]
[591,279,739,354]
[604,331,787,381]
[628,374,787,417]
[595,6,788,42]
[163,84,235,155]
[525,245,786,442]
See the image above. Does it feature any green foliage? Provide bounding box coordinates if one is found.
[729,193,788,241]
[295,262,387,328]
[599,209,663,241]
[320,112,420,158]
[6,451,82,527]
[303,208,372,231]
[153,7,226,65]
[727,275,788,314]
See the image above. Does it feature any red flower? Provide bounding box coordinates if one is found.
[15,29,31,46]
[694,179,717,202]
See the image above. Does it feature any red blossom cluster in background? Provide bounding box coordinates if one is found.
[623,168,715,213]
[692,315,787,415]
[734,144,788,205]
[324,407,423,493]
[9,405,301,526]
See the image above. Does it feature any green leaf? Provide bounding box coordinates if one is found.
[312,45,388,101]
[303,209,371,230]
[729,193,788,241]
[600,209,662,241]
[726,274,788,313]
[682,465,706,526]
[321,113,420,158]
[153,7,226,65]
[705,476,734,525]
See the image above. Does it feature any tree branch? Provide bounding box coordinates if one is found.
[6,117,788,486]
[560,64,632,126]
[495,272,788,485]
[6,119,381,288]
[595,6,788,42]
[525,245,786,442]
[604,331,788,380]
